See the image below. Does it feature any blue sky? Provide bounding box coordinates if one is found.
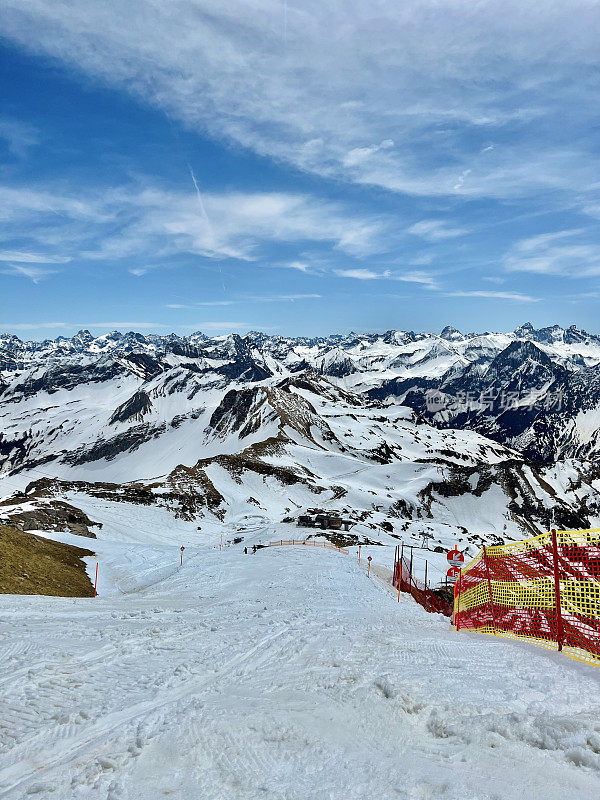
[1,1,600,339]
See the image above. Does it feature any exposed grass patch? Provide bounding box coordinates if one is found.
[0,525,95,597]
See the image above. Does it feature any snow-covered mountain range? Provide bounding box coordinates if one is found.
[2,323,600,561]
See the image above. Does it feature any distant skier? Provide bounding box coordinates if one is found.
[244,547,247,554]
[252,544,256,554]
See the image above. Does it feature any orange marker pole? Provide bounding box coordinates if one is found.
[367,560,371,577]
[94,562,98,597]
[358,545,361,564]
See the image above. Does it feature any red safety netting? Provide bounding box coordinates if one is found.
[392,546,453,617]
[454,528,600,666]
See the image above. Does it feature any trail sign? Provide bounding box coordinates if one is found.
[446,565,461,583]
[447,546,464,566]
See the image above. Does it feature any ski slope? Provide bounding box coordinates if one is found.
[1,536,600,799]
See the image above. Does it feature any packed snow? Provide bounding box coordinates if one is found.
[1,519,600,799]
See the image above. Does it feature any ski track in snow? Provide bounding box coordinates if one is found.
[1,540,600,799]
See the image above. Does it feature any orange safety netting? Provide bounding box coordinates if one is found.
[268,539,348,554]
[453,528,600,666]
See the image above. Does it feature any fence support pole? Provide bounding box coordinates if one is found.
[424,560,429,612]
[551,529,564,652]
[94,562,98,598]
[455,571,461,631]
[482,545,496,635]
[409,547,413,594]
[400,543,404,593]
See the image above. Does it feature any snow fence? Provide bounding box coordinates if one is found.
[268,539,349,554]
[392,546,453,617]
[454,528,600,667]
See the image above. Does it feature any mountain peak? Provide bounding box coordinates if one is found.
[514,322,534,336]
[440,325,463,341]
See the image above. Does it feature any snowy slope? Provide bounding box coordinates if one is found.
[1,531,599,799]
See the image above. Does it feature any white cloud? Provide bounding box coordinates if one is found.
[0,321,68,330]
[167,294,321,308]
[334,268,385,280]
[2,2,597,199]
[447,290,539,302]
[407,219,470,241]
[0,182,386,268]
[1,263,60,283]
[343,139,394,168]
[0,251,70,263]
[281,261,311,272]
[504,229,600,276]
[395,271,438,289]
[334,268,438,289]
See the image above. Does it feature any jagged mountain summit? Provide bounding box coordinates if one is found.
[1,323,600,553]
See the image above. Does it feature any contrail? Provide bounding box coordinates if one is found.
[187,164,215,251]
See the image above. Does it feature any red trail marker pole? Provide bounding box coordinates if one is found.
[94,562,98,597]
[551,529,564,651]
[400,543,404,594]
[456,571,462,631]
[358,545,361,564]
[483,545,496,635]
[180,545,185,566]
[367,555,372,577]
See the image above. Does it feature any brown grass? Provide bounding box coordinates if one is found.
[0,524,95,597]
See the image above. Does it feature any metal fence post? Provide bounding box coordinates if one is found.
[551,529,565,652]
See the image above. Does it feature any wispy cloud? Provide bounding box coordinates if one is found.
[343,139,394,168]
[280,261,312,273]
[166,294,322,309]
[0,321,68,331]
[407,219,470,241]
[334,268,438,289]
[334,269,384,280]
[396,271,438,289]
[0,182,386,267]
[3,2,596,201]
[446,290,539,302]
[1,263,60,283]
[0,251,70,263]
[504,229,600,276]
[0,118,40,158]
